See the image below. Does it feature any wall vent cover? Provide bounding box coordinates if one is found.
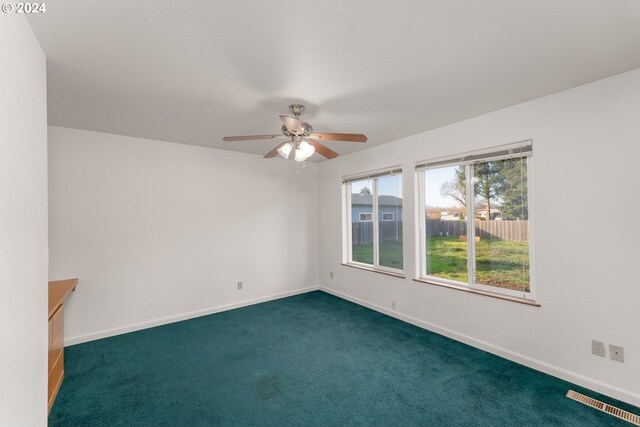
[566,390,640,426]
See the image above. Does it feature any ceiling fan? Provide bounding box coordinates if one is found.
[223,104,367,161]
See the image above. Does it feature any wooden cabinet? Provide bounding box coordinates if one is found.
[48,305,65,411]
[48,279,78,413]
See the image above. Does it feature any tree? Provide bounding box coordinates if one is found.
[440,163,507,222]
[497,158,528,220]
[473,161,506,221]
[438,158,528,222]
[359,186,372,195]
[440,166,467,207]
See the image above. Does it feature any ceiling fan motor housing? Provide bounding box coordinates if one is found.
[281,122,313,137]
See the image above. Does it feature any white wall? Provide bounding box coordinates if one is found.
[0,15,48,427]
[48,126,319,344]
[317,69,640,406]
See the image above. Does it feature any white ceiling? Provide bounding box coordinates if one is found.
[28,1,640,160]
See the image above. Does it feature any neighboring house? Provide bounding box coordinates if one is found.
[440,211,464,221]
[441,209,502,221]
[475,208,502,220]
[351,194,403,222]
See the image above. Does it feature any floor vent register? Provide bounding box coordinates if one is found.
[566,390,640,426]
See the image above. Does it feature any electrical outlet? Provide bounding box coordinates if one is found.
[391,300,396,311]
[609,345,624,363]
[237,281,243,290]
[591,340,605,357]
[330,272,334,279]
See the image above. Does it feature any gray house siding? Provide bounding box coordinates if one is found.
[350,194,403,222]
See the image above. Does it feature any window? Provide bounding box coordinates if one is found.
[359,212,373,222]
[344,168,403,273]
[417,142,534,300]
[381,212,395,221]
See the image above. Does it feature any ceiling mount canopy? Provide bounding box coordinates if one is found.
[223,104,367,162]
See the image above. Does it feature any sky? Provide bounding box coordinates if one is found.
[351,175,402,198]
[425,166,463,208]
[350,167,461,208]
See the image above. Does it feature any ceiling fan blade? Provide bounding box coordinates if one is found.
[279,115,303,134]
[223,134,284,142]
[263,142,288,159]
[310,140,338,159]
[310,133,367,143]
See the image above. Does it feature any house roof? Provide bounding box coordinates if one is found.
[351,194,402,207]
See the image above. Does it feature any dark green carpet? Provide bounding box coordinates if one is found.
[49,291,638,426]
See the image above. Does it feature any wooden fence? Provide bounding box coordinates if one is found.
[427,219,528,241]
[352,221,402,245]
[351,220,528,245]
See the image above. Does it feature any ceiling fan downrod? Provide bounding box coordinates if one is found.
[289,104,305,118]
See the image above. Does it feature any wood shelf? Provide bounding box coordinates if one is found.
[49,278,78,318]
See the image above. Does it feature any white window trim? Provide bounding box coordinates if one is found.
[342,184,352,265]
[416,144,535,301]
[343,170,404,275]
[359,212,373,222]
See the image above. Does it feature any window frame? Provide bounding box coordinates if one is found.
[416,142,536,301]
[343,168,404,275]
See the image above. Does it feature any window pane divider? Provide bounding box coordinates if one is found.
[466,164,475,286]
[372,179,380,267]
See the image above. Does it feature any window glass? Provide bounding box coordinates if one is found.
[472,157,530,292]
[377,175,403,269]
[424,166,468,282]
[351,179,373,265]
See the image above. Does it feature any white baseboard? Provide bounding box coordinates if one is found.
[319,286,640,408]
[65,286,320,346]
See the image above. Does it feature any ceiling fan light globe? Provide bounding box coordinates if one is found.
[299,140,315,157]
[294,148,308,162]
[277,142,293,159]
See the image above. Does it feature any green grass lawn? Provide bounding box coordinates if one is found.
[352,236,529,292]
[352,241,403,269]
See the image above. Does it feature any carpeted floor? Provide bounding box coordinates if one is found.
[49,291,638,426]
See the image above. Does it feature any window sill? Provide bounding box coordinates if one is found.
[413,278,540,307]
[341,263,406,279]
